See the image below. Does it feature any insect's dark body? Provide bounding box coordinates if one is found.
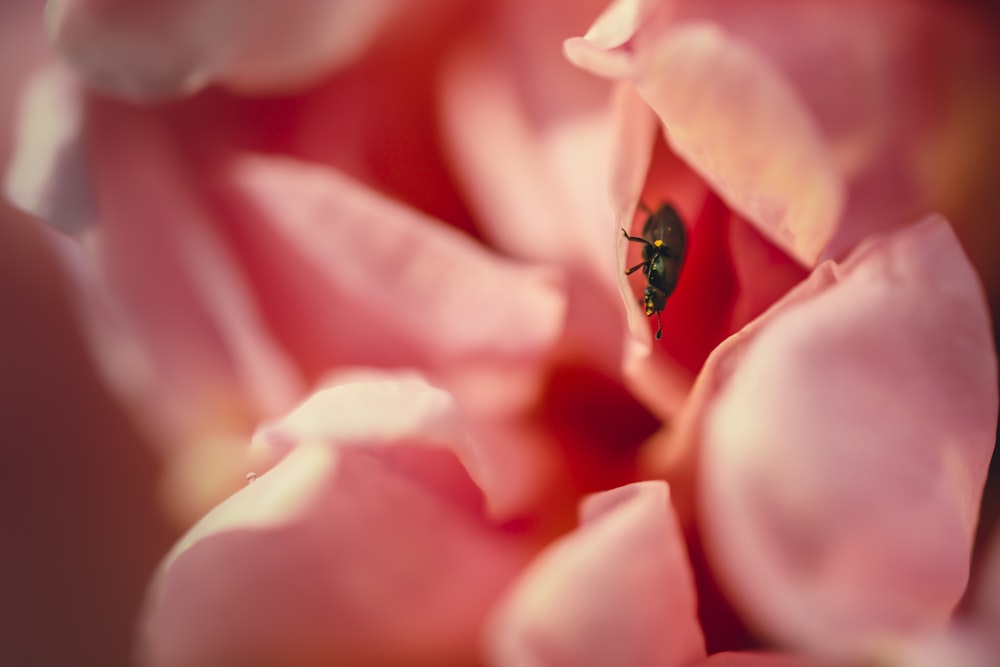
[621,203,687,340]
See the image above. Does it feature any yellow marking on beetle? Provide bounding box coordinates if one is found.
[654,240,664,247]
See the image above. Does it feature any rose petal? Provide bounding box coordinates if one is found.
[251,369,463,462]
[0,0,51,165]
[438,3,649,376]
[84,100,307,439]
[140,441,533,667]
[4,67,94,234]
[692,651,828,667]
[633,24,843,265]
[486,481,706,667]
[563,0,659,80]
[892,628,997,667]
[439,12,618,280]
[248,370,491,513]
[567,11,845,265]
[664,1,1000,261]
[699,216,997,658]
[222,154,567,414]
[46,0,415,99]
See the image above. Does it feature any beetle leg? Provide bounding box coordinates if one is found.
[625,261,648,276]
[654,311,663,340]
[621,228,652,246]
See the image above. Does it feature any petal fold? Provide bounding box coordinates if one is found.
[699,216,998,658]
[140,441,532,667]
[486,481,705,667]
[47,0,414,99]
[631,23,843,264]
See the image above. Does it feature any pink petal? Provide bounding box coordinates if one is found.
[570,1,1000,268]
[439,4,642,370]
[893,629,998,667]
[251,369,464,460]
[84,99,307,439]
[248,370,489,513]
[0,0,54,169]
[486,481,706,667]
[693,652,828,667]
[221,154,567,414]
[639,25,842,265]
[698,216,997,658]
[30,88,567,519]
[567,19,843,265]
[221,153,573,518]
[563,0,657,79]
[47,0,419,99]
[5,67,94,233]
[140,441,533,667]
[885,531,1000,667]
[665,1,1000,261]
[440,32,615,273]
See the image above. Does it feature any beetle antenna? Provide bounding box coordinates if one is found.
[638,201,655,216]
[654,312,663,340]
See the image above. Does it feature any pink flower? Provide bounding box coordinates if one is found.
[5,0,1000,666]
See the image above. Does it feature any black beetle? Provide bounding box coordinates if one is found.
[621,202,688,340]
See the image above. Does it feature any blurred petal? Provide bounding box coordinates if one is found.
[439,3,634,368]
[699,216,998,658]
[667,0,1000,261]
[251,369,463,464]
[486,481,705,667]
[84,100,307,439]
[5,66,94,233]
[222,154,567,414]
[569,20,843,265]
[47,0,416,99]
[140,441,533,667]
[248,370,490,513]
[26,87,565,519]
[892,628,997,667]
[693,652,828,667]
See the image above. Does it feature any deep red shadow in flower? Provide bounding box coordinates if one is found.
[688,521,759,655]
[537,364,661,497]
[658,192,738,374]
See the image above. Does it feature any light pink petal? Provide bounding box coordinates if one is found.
[486,481,706,667]
[222,153,573,517]
[43,91,566,520]
[567,18,843,265]
[891,628,998,667]
[563,0,661,79]
[668,1,1000,262]
[46,0,420,99]
[439,5,643,371]
[221,154,567,414]
[893,526,1000,666]
[84,100,307,436]
[0,0,51,169]
[571,1,1000,268]
[692,652,828,667]
[632,24,842,265]
[5,66,94,233]
[439,12,617,275]
[251,369,464,463]
[698,216,998,658]
[140,441,533,667]
[248,370,488,513]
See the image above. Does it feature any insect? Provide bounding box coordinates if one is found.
[621,202,688,340]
